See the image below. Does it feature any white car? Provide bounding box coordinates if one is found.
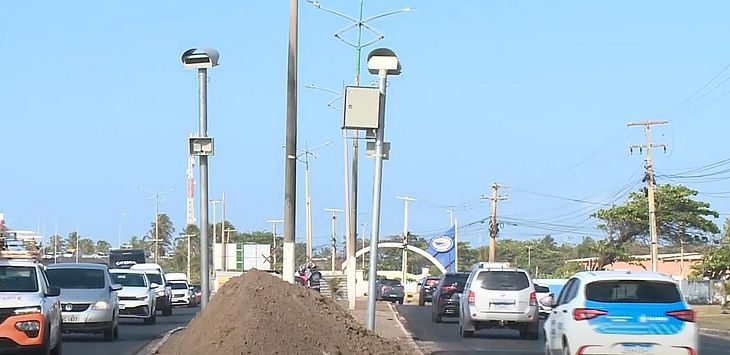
[543,271,698,355]
[459,262,540,339]
[110,269,157,324]
[535,283,553,318]
[130,263,172,316]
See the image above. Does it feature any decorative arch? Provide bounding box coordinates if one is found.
[340,242,447,274]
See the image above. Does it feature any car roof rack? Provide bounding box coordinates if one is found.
[0,250,42,262]
[473,262,512,269]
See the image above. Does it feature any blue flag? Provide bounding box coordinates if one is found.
[426,226,456,273]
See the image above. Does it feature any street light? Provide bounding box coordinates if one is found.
[282,140,332,259]
[141,187,175,264]
[324,208,343,272]
[179,233,196,281]
[182,47,219,309]
[364,48,400,331]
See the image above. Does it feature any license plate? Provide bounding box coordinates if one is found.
[492,303,513,310]
[622,344,654,354]
[390,294,398,297]
[62,314,80,323]
[118,304,126,310]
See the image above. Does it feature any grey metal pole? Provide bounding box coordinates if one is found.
[366,69,388,331]
[283,0,298,284]
[198,67,211,308]
[155,192,159,264]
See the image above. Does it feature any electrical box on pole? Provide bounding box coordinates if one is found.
[342,86,382,130]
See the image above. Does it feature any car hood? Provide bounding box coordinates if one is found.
[0,292,45,308]
[57,288,111,303]
[117,287,149,298]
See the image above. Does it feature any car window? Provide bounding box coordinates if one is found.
[112,273,147,287]
[557,279,577,306]
[47,268,106,289]
[535,285,550,293]
[145,273,163,285]
[585,280,682,303]
[0,266,38,292]
[170,283,188,290]
[476,270,530,291]
[441,273,470,291]
[425,278,440,286]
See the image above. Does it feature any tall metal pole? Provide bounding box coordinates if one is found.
[155,192,160,264]
[366,69,388,331]
[361,223,367,269]
[266,220,283,270]
[181,234,194,281]
[304,151,313,260]
[221,192,227,271]
[75,228,79,263]
[283,0,298,284]
[454,218,459,272]
[341,128,355,309]
[397,195,417,283]
[198,67,211,307]
[210,199,220,269]
[325,209,342,272]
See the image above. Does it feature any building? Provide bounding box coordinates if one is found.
[566,252,704,280]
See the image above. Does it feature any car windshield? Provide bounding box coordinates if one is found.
[477,271,530,291]
[441,273,470,292]
[585,280,682,303]
[0,266,38,292]
[47,268,106,289]
[145,273,163,285]
[111,273,147,287]
[170,283,188,290]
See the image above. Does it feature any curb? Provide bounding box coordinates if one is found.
[134,326,186,355]
[700,327,730,338]
[387,303,426,355]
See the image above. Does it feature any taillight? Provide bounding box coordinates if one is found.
[468,290,475,305]
[438,296,445,305]
[667,309,696,323]
[572,308,608,321]
[679,347,697,355]
[529,291,537,307]
[441,285,457,293]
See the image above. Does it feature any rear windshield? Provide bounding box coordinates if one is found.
[477,271,530,291]
[47,268,106,289]
[170,283,188,290]
[382,280,401,286]
[0,266,38,292]
[586,280,682,303]
[442,273,470,291]
[111,273,147,287]
[425,278,440,286]
[145,273,163,285]
[535,285,550,293]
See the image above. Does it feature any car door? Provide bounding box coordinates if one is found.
[39,268,61,347]
[548,278,579,354]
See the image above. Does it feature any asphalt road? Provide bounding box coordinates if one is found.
[396,304,730,355]
[62,306,198,355]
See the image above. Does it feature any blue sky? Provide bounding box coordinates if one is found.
[2,1,729,251]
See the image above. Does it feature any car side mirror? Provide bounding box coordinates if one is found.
[540,295,556,308]
[110,283,123,292]
[166,282,173,287]
[46,286,61,297]
[150,283,159,289]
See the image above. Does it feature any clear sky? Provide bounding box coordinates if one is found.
[2,1,729,251]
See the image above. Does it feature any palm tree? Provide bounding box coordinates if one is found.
[65,232,80,254]
[148,213,175,258]
[95,240,111,253]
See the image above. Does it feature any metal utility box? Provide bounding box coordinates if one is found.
[188,137,214,156]
[342,86,381,130]
[366,141,390,160]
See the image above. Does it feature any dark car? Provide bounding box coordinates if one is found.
[431,272,470,323]
[418,276,441,306]
[375,279,405,304]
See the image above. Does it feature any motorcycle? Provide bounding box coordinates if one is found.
[294,263,322,292]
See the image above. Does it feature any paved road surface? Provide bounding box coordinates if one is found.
[396,304,729,355]
[63,306,198,355]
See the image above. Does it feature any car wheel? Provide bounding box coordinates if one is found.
[103,326,114,342]
[418,295,425,306]
[432,311,442,323]
[397,298,404,305]
[51,323,62,355]
[144,314,157,325]
[460,325,473,338]
[562,340,571,355]
[528,322,540,340]
[163,303,173,316]
[113,322,119,339]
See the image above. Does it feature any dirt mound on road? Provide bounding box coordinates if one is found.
[158,270,405,355]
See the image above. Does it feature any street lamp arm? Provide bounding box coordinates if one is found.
[307,1,359,23]
[362,8,413,24]
[305,85,340,96]
[360,35,386,49]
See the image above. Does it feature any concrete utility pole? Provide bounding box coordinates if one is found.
[360,223,367,269]
[142,188,174,264]
[396,195,417,283]
[221,192,227,271]
[223,228,235,271]
[482,183,508,262]
[283,0,299,284]
[325,209,343,272]
[210,198,222,269]
[180,234,195,280]
[266,219,284,269]
[628,120,668,272]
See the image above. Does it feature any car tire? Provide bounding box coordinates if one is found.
[418,295,425,306]
[562,340,571,355]
[432,311,442,323]
[162,303,173,316]
[397,298,404,305]
[144,314,156,325]
[51,323,62,355]
[528,322,540,340]
[103,326,114,342]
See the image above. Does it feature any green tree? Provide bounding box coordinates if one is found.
[692,218,730,279]
[43,235,64,255]
[95,240,111,253]
[148,213,175,258]
[78,238,95,255]
[592,184,719,269]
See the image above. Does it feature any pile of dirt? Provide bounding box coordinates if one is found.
[158,270,405,355]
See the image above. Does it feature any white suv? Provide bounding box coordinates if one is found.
[543,271,698,355]
[459,262,540,339]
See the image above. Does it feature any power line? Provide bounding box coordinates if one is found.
[670,63,730,114]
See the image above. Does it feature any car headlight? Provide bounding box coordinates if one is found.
[14,307,42,315]
[92,301,110,310]
[156,290,166,297]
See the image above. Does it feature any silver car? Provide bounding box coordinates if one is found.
[46,263,121,341]
[0,258,63,354]
[459,262,540,340]
[110,269,157,324]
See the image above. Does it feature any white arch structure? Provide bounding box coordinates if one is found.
[340,242,447,274]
